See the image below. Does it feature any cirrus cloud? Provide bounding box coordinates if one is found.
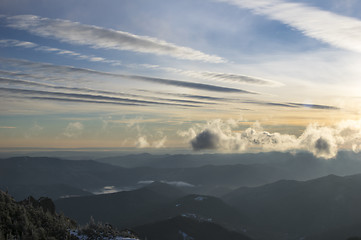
[218,0,361,53]
[2,15,225,63]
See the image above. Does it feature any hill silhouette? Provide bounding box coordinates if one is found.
[55,182,187,228]
[224,174,361,239]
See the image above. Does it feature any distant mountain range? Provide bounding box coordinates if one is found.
[2,152,361,240]
[0,156,288,200]
[3,152,361,201]
[97,151,361,176]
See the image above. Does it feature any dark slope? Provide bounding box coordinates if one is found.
[223,174,361,239]
[308,223,361,240]
[134,215,252,240]
[55,182,187,228]
[143,181,186,199]
[142,194,249,232]
[56,182,254,237]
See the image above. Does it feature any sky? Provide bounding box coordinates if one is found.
[1,0,361,158]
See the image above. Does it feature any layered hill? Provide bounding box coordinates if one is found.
[223,174,361,240]
[55,182,255,239]
[55,182,187,227]
[0,156,290,200]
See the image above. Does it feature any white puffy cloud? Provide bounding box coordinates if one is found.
[298,124,340,159]
[153,136,167,149]
[135,135,167,149]
[63,122,83,138]
[25,123,44,138]
[135,136,150,148]
[180,119,361,159]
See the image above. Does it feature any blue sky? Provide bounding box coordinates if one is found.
[1,0,361,158]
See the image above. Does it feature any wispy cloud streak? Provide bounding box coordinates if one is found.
[1,39,280,86]
[0,39,279,86]
[26,96,144,107]
[0,39,37,48]
[0,58,253,93]
[145,65,281,86]
[219,0,361,53]
[2,15,225,63]
[0,39,123,65]
[242,100,339,110]
[136,89,237,102]
[0,87,201,108]
[0,76,213,105]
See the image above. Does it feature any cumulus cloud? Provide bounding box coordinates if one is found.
[219,0,361,53]
[25,122,43,138]
[63,122,83,138]
[153,136,167,148]
[3,15,225,63]
[191,130,220,150]
[135,136,150,148]
[135,135,167,148]
[180,119,361,159]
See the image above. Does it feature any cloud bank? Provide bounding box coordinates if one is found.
[219,0,361,53]
[180,119,361,159]
[3,15,225,63]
